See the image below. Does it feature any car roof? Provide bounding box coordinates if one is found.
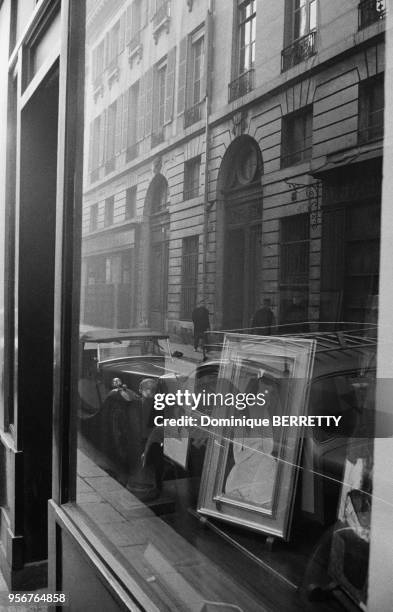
[205,328,377,379]
[80,327,169,343]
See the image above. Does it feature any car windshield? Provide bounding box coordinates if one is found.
[97,337,170,362]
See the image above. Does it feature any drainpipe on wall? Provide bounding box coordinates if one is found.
[202,2,214,304]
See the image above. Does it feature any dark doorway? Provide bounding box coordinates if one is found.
[18,65,59,562]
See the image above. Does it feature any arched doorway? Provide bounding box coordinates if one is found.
[218,136,263,329]
[143,172,169,330]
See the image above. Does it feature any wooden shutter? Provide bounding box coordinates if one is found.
[104,32,110,68]
[99,109,107,165]
[119,13,126,52]
[115,96,123,154]
[319,206,346,321]
[137,74,146,141]
[284,0,294,47]
[152,67,159,135]
[126,5,132,43]
[142,0,149,27]
[164,47,176,123]
[122,88,130,150]
[145,67,154,136]
[205,13,213,99]
[88,121,94,171]
[177,37,188,114]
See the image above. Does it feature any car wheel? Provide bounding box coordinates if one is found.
[111,405,130,468]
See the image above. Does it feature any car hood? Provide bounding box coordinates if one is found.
[101,358,180,379]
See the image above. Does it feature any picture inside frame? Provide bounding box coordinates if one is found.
[198,333,316,540]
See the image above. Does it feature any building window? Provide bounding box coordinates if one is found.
[125,186,137,219]
[181,236,199,319]
[92,39,105,89]
[282,0,317,72]
[89,115,101,183]
[104,196,114,227]
[184,156,201,200]
[106,19,120,72]
[281,106,313,168]
[184,30,205,128]
[279,214,309,326]
[358,75,384,144]
[228,0,256,102]
[126,81,139,161]
[89,203,98,232]
[127,0,142,46]
[358,0,386,29]
[105,101,117,174]
[152,60,167,146]
[152,0,171,43]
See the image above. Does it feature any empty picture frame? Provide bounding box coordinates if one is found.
[197,333,316,541]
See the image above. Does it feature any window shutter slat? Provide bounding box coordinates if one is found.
[145,67,154,136]
[177,37,188,114]
[164,47,176,124]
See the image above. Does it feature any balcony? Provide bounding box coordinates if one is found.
[281,31,317,72]
[152,0,170,44]
[184,101,203,128]
[358,0,386,29]
[228,69,255,103]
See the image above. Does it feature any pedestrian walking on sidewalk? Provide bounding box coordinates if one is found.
[192,301,210,357]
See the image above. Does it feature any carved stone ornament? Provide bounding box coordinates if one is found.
[153,157,163,174]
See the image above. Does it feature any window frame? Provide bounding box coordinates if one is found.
[89,202,98,232]
[237,0,256,76]
[281,105,313,168]
[358,73,385,145]
[183,155,201,200]
[104,196,114,227]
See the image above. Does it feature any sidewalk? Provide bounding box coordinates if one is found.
[169,339,205,364]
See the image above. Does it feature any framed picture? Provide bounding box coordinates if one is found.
[197,333,316,541]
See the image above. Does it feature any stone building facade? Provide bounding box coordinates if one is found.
[82,0,385,339]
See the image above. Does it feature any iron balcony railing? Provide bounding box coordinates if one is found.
[184,101,203,128]
[358,0,386,29]
[281,136,313,168]
[281,31,317,72]
[228,68,255,103]
[152,0,170,30]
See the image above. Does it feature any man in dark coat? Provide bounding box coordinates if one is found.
[192,302,210,353]
[252,298,275,335]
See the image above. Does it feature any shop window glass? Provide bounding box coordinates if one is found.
[71,4,383,611]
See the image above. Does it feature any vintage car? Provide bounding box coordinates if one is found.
[78,327,187,467]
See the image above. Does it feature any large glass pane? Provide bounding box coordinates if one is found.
[72,2,386,611]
